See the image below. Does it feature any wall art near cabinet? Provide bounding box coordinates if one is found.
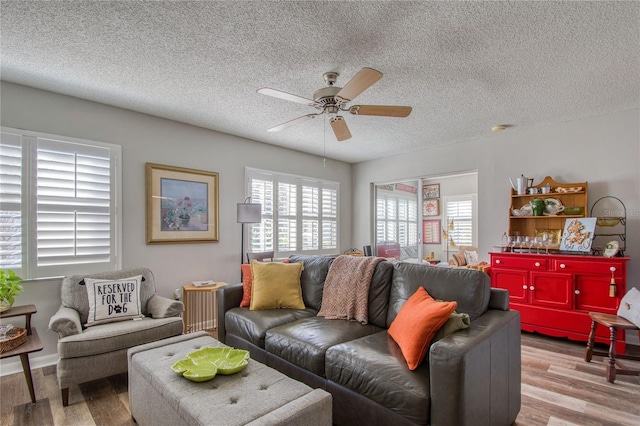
[560,218,596,252]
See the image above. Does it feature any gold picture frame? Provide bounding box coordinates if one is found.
[146,163,219,244]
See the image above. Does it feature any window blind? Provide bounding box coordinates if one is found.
[444,196,476,247]
[247,168,338,258]
[0,128,121,279]
[0,133,23,270]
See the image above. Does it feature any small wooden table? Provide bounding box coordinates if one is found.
[585,311,640,383]
[182,282,227,334]
[0,304,43,403]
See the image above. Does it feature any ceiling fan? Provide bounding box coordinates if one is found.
[257,67,412,141]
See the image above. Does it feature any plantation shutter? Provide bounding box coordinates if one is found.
[444,196,475,247]
[0,132,23,271]
[35,138,116,276]
[321,186,337,249]
[247,168,339,258]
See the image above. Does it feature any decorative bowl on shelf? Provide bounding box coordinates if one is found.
[596,217,621,227]
[563,206,584,216]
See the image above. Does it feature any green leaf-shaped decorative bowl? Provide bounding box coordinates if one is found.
[171,347,250,382]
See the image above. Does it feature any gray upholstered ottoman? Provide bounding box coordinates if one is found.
[127,331,332,426]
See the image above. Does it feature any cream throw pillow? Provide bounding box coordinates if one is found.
[250,261,304,310]
[84,275,144,326]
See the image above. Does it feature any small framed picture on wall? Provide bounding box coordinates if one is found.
[423,220,441,244]
[422,183,440,199]
[423,199,439,216]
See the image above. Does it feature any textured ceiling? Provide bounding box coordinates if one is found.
[1,1,639,163]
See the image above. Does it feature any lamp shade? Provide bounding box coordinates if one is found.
[237,202,262,223]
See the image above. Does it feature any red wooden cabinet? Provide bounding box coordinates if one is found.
[490,252,629,352]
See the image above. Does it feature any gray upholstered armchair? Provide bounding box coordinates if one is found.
[49,267,183,406]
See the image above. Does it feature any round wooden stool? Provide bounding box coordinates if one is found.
[584,312,640,383]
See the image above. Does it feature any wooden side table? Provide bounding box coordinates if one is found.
[0,304,43,403]
[182,283,227,334]
[585,311,640,383]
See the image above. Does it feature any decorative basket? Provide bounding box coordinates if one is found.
[0,327,27,353]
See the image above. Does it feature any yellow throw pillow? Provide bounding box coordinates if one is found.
[250,260,305,310]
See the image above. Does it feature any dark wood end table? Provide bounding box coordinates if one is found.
[0,304,44,403]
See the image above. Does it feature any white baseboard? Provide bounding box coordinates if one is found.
[0,353,59,377]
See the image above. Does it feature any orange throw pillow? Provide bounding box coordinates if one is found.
[240,264,253,307]
[240,260,290,307]
[388,286,457,370]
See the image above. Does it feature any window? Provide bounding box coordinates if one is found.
[375,189,418,248]
[246,169,338,258]
[0,127,121,279]
[442,195,477,248]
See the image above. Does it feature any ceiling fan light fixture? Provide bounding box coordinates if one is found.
[258,67,412,141]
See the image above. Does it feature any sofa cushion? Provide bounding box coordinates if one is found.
[57,316,183,358]
[325,331,430,424]
[265,317,383,377]
[387,263,491,326]
[225,307,316,348]
[289,255,334,310]
[367,261,394,328]
[388,286,457,370]
[250,261,305,310]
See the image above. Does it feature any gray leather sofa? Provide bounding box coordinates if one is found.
[217,256,521,426]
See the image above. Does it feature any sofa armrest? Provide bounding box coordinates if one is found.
[147,294,183,318]
[49,306,83,338]
[429,309,521,426]
[216,283,243,344]
[488,288,510,310]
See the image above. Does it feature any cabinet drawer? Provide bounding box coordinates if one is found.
[551,259,625,275]
[492,256,548,270]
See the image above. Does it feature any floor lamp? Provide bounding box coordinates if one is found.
[237,197,262,264]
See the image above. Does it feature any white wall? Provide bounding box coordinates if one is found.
[0,81,352,371]
[353,109,640,343]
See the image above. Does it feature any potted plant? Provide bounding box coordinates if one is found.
[0,269,23,312]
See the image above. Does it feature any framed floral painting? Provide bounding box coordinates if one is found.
[146,163,219,244]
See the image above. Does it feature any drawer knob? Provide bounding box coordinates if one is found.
[523,285,528,290]
[575,290,581,295]
[530,286,535,291]
[495,259,501,264]
[610,266,616,272]
[560,264,566,269]
[534,262,541,267]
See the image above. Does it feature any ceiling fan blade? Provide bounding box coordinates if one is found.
[349,105,412,117]
[257,88,317,106]
[267,114,319,132]
[335,67,383,103]
[329,116,352,141]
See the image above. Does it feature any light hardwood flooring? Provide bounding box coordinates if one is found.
[1,332,639,426]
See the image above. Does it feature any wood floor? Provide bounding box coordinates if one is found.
[1,332,639,426]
